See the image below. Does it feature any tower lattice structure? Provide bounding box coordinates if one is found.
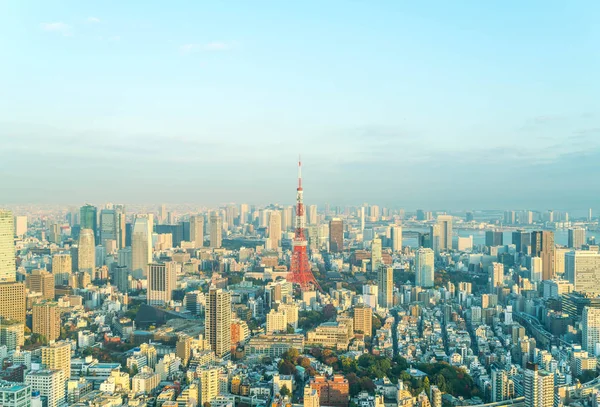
[287,159,322,292]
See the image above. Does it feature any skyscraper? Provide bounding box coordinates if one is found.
[33,301,61,342]
[268,211,282,249]
[132,214,153,279]
[77,229,95,277]
[377,264,393,309]
[436,215,453,251]
[568,228,586,249]
[583,306,600,355]
[391,225,402,252]
[190,215,204,249]
[329,218,343,253]
[0,210,16,282]
[147,262,177,306]
[210,214,222,249]
[282,206,293,231]
[512,230,531,253]
[80,204,97,239]
[489,262,504,291]
[415,248,434,288]
[485,230,503,247]
[430,224,441,255]
[239,203,249,225]
[531,231,555,280]
[308,205,318,225]
[0,282,25,322]
[13,215,27,238]
[371,237,382,271]
[52,253,72,286]
[353,304,372,337]
[565,251,600,295]
[205,287,232,358]
[41,341,71,379]
[100,208,117,248]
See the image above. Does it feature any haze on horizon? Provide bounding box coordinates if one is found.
[1,1,599,210]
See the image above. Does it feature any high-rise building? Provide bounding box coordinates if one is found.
[52,253,72,286]
[568,228,586,249]
[210,215,223,249]
[329,219,343,253]
[26,370,66,407]
[377,264,393,309]
[415,248,434,288]
[308,205,318,225]
[0,321,24,351]
[132,214,153,279]
[436,215,453,251]
[371,238,382,271]
[0,282,25,322]
[158,204,167,225]
[80,204,97,239]
[353,305,372,337]
[554,247,569,276]
[26,269,55,300]
[491,368,510,402]
[269,211,282,248]
[430,224,441,255]
[147,262,176,306]
[32,301,61,342]
[489,262,504,291]
[266,309,287,333]
[524,363,553,407]
[0,210,16,282]
[99,208,117,248]
[583,307,600,355]
[530,257,543,282]
[190,215,204,249]
[512,230,531,254]
[282,206,293,231]
[199,366,220,405]
[391,225,402,252]
[77,229,95,277]
[565,251,600,295]
[205,287,232,358]
[42,341,71,379]
[485,230,504,247]
[531,231,555,280]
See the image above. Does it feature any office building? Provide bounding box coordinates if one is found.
[415,248,435,288]
[77,229,95,277]
[554,247,569,276]
[489,262,504,291]
[430,224,441,255]
[371,237,382,271]
[13,215,27,238]
[269,211,282,249]
[52,254,72,286]
[353,305,372,337]
[205,287,232,358]
[0,282,25,322]
[512,230,531,253]
[531,231,555,280]
[565,251,600,295]
[436,215,453,251]
[0,210,16,282]
[190,215,204,249]
[210,215,223,249]
[486,230,504,247]
[26,370,66,407]
[583,307,600,355]
[147,262,176,306]
[0,382,31,407]
[531,257,542,283]
[329,218,343,253]
[308,205,318,225]
[26,269,55,300]
[568,228,586,249]
[377,264,393,309]
[42,341,71,379]
[32,301,61,342]
[80,204,97,238]
[266,309,288,333]
[390,225,402,252]
[132,214,153,278]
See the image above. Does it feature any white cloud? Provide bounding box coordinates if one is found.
[40,22,72,36]
[87,17,101,23]
[179,41,235,54]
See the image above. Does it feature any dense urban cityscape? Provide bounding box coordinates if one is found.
[1,160,600,407]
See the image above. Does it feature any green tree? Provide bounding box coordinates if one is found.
[280,385,291,398]
[286,324,295,334]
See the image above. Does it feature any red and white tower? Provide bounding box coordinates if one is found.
[287,158,322,292]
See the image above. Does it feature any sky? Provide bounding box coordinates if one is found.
[1,1,599,210]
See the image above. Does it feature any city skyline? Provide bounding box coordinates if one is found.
[2,1,600,207]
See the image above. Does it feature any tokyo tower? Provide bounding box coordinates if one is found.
[287,158,322,292]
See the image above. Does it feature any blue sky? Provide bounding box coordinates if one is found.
[1,1,599,210]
